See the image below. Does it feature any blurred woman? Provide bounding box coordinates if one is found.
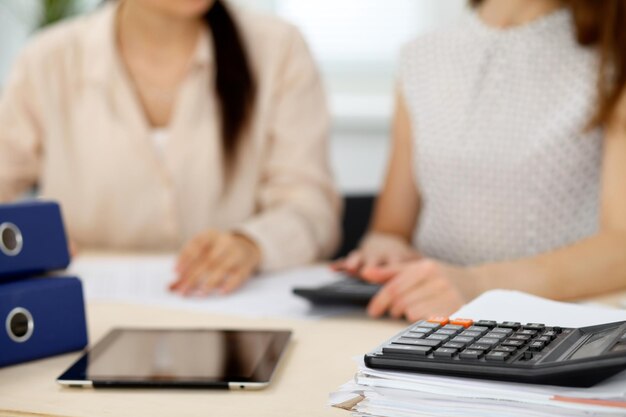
[0,0,340,295]
[334,0,626,320]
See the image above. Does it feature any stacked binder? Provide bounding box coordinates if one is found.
[0,201,88,367]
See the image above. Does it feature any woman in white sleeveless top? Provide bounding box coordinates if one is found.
[334,0,626,320]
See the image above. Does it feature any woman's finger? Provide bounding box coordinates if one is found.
[219,264,254,294]
[330,258,348,271]
[203,235,236,271]
[362,254,388,273]
[176,231,216,274]
[404,302,440,323]
[405,299,456,323]
[170,244,211,291]
[173,249,219,294]
[197,254,240,295]
[360,264,403,283]
[388,278,444,319]
[343,251,365,274]
[366,260,437,317]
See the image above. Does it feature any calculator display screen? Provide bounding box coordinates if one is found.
[569,328,618,360]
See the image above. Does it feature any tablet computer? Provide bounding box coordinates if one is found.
[57,328,291,390]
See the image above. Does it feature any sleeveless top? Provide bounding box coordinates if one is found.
[400,9,603,266]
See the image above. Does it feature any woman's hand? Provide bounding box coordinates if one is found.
[363,259,479,321]
[331,232,421,277]
[170,231,262,296]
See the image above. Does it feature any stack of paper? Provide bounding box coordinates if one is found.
[330,290,626,417]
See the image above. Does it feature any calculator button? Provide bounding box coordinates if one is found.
[435,329,459,336]
[501,339,525,348]
[517,330,538,337]
[477,337,500,346]
[451,336,475,345]
[450,318,474,328]
[394,339,441,348]
[474,320,497,328]
[427,316,450,326]
[411,328,434,337]
[509,334,531,342]
[499,322,522,330]
[383,345,432,356]
[522,351,534,360]
[427,334,451,342]
[485,351,510,362]
[443,342,465,349]
[536,336,552,344]
[492,345,516,353]
[467,326,489,335]
[490,328,513,336]
[468,343,491,351]
[442,324,465,332]
[393,337,431,346]
[433,347,458,358]
[542,330,557,340]
[415,321,441,330]
[524,323,546,331]
[528,341,546,352]
[403,332,425,340]
[459,349,483,360]
[484,332,506,340]
[460,330,483,339]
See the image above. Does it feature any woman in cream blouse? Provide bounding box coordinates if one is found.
[0,0,341,295]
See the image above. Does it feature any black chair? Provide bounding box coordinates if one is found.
[333,194,376,260]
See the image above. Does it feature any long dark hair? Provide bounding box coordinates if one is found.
[469,0,626,128]
[204,0,256,164]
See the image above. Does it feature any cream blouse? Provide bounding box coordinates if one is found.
[0,3,341,271]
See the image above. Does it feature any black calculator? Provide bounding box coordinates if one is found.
[293,277,381,306]
[364,316,626,387]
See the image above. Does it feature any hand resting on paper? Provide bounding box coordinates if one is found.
[170,231,261,296]
[362,259,479,322]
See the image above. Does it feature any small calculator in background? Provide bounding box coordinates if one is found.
[293,276,381,306]
[365,316,626,387]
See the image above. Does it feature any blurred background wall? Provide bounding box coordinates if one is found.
[0,0,467,194]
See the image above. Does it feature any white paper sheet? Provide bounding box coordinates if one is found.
[68,254,359,320]
[454,289,626,327]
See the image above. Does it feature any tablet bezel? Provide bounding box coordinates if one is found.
[57,328,292,389]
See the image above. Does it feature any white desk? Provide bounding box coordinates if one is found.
[0,302,406,417]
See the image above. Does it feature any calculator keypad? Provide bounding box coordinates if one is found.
[385,317,563,364]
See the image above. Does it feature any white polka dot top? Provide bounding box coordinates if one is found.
[400,9,603,266]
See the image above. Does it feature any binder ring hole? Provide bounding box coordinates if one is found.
[6,307,34,343]
[0,222,23,256]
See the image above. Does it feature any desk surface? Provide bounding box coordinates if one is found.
[0,302,406,417]
[1,293,624,417]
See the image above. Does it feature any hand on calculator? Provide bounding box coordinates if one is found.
[361,260,479,322]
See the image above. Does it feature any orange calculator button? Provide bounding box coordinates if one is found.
[450,318,474,328]
[427,316,450,326]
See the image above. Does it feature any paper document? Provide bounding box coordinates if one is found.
[455,289,626,327]
[69,254,356,320]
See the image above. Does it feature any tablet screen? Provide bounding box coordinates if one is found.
[58,328,291,387]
